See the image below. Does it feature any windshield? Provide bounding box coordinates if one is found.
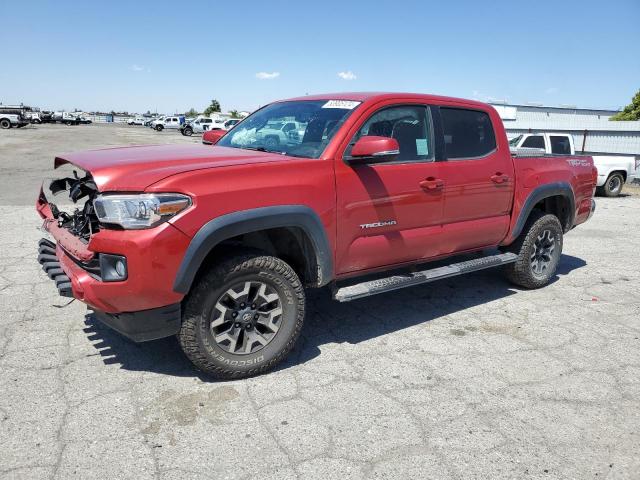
[508,135,523,146]
[216,99,360,159]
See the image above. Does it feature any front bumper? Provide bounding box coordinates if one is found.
[37,184,192,317]
[37,237,182,342]
[93,303,181,342]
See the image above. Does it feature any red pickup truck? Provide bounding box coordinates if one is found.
[37,93,597,378]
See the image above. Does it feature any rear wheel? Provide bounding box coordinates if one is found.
[504,211,563,289]
[601,172,624,197]
[178,252,305,379]
[1,119,12,129]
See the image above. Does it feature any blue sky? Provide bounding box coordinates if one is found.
[1,0,638,114]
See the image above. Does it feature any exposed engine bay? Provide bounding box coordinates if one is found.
[47,171,100,241]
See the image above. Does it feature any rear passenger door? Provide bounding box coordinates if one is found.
[436,106,515,254]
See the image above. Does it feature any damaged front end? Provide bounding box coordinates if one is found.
[36,156,192,319]
[43,171,101,242]
[36,169,103,297]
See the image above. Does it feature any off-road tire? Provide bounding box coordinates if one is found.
[504,210,563,289]
[178,252,305,379]
[600,172,624,197]
[0,119,11,129]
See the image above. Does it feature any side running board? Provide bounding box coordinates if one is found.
[333,252,518,302]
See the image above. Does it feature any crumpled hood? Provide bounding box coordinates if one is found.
[55,144,285,191]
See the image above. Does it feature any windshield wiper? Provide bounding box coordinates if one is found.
[238,146,267,152]
[233,145,303,157]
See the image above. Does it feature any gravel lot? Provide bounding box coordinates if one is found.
[1,123,639,479]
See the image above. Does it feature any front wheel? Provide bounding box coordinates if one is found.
[0,119,11,129]
[183,127,193,136]
[178,252,305,379]
[155,125,163,131]
[504,211,563,289]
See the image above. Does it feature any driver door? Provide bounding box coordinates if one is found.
[334,102,445,275]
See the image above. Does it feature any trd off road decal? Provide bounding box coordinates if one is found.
[567,158,591,167]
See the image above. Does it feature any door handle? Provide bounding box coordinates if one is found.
[491,173,509,184]
[419,177,444,190]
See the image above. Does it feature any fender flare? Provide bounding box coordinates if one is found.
[173,205,333,294]
[511,182,575,240]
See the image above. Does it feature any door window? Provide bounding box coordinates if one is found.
[550,135,571,154]
[521,135,545,149]
[440,107,497,159]
[346,105,433,162]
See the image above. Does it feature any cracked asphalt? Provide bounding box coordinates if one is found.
[1,124,639,479]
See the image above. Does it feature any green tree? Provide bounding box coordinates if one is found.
[610,89,640,121]
[229,109,241,118]
[185,107,199,117]
[203,99,221,116]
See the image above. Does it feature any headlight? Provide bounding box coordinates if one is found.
[93,193,191,229]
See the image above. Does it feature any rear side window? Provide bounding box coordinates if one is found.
[441,108,496,159]
[550,135,571,155]
[522,135,545,149]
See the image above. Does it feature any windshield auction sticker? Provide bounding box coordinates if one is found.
[322,100,361,109]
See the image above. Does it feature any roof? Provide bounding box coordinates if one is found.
[281,92,490,108]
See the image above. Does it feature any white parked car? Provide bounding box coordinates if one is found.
[180,116,216,136]
[148,116,165,128]
[223,119,241,130]
[127,116,146,125]
[255,120,302,149]
[509,132,638,197]
[151,116,185,131]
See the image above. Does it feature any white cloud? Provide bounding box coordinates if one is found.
[545,87,559,94]
[255,71,280,80]
[338,71,357,80]
[472,90,507,103]
[131,64,145,72]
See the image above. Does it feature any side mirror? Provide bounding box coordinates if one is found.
[202,129,226,145]
[346,136,400,165]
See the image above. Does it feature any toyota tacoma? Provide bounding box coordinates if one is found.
[37,93,597,378]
